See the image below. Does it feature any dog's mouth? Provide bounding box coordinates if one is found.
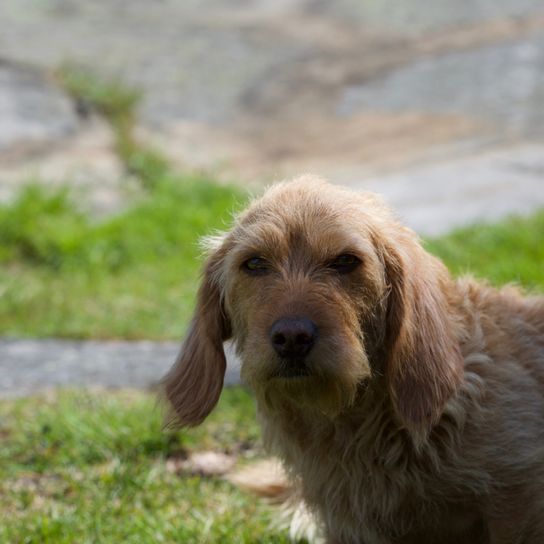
[271,359,311,379]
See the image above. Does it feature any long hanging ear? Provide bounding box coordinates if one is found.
[162,250,231,427]
[377,233,463,435]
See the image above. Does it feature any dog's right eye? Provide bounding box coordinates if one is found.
[328,254,361,274]
[242,257,271,276]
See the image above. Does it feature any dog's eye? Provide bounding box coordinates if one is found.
[328,254,361,274]
[242,257,271,276]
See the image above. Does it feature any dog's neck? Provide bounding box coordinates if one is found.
[258,376,410,462]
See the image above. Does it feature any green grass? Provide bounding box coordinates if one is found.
[0,179,244,339]
[0,387,291,543]
[57,64,140,130]
[426,211,544,290]
[1,188,542,339]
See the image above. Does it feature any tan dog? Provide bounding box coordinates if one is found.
[163,176,544,544]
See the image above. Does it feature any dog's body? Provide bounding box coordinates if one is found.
[163,177,544,543]
[261,280,544,544]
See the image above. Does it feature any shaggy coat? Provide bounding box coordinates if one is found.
[163,177,544,544]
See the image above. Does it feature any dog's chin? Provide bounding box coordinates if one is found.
[256,366,359,418]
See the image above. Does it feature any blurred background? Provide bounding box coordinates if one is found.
[1,1,544,541]
[3,1,544,226]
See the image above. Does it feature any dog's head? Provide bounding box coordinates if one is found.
[163,177,463,434]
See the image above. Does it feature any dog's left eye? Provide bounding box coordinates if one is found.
[242,257,271,276]
[328,254,361,274]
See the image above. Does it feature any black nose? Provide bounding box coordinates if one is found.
[269,317,317,359]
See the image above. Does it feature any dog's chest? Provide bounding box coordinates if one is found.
[299,447,421,536]
[274,416,487,543]
[299,449,485,543]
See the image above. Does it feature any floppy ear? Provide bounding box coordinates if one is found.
[162,249,231,427]
[378,234,463,434]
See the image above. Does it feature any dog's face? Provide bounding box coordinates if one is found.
[164,177,463,434]
[218,182,390,416]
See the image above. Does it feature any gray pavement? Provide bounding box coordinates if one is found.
[357,143,544,236]
[0,60,78,152]
[0,339,241,398]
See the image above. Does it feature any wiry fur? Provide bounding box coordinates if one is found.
[162,176,544,543]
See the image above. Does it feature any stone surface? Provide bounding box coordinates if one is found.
[0,60,78,152]
[355,143,544,236]
[337,32,544,138]
[0,338,240,398]
[1,0,544,183]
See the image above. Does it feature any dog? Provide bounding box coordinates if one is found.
[163,176,544,543]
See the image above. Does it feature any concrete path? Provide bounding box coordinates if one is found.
[0,339,241,399]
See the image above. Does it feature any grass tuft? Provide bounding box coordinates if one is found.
[426,210,544,290]
[0,388,290,543]
[57,64,171,187]
[56,64,140,134]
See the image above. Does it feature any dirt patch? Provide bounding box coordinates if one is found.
[147,111,486,183]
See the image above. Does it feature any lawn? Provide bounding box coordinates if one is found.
[0,179,245,339]
[0,388,290,543]
[427,211,544,291]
